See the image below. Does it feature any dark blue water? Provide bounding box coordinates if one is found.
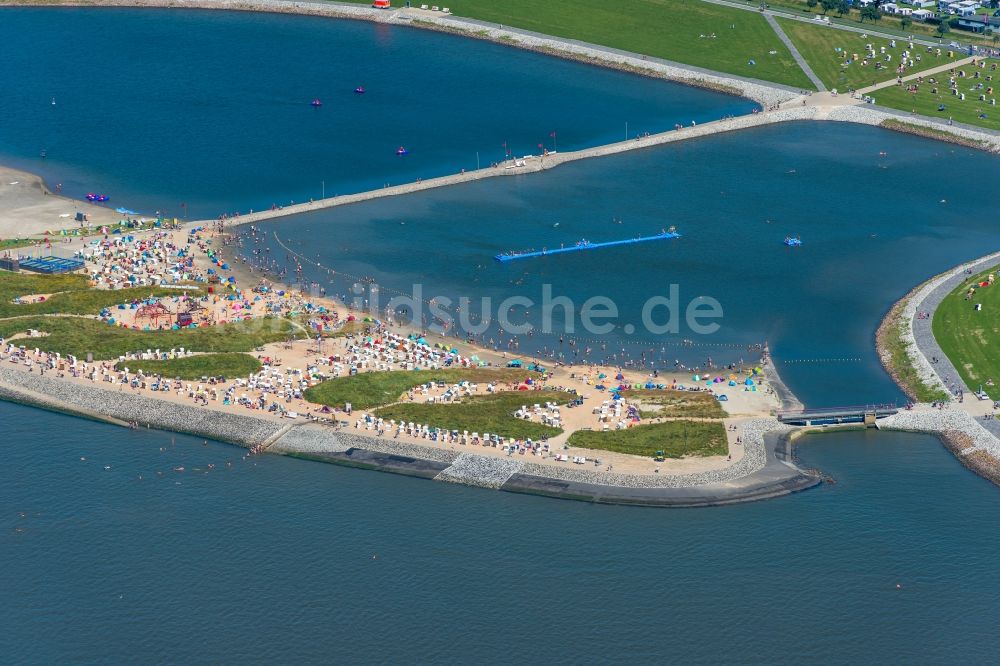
[0,8,754,218]
[4,402,1000,663]
[4,10,1000,660]
[255,122,1000,407]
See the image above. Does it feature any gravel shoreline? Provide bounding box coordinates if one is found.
[825,105,1000,154]
[0,366,284,446]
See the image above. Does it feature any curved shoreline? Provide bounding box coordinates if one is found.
[0,363,820,507]
[2,1,999,503]
[875,249,1000,486]
[1,2,997,234]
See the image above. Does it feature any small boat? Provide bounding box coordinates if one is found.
[783,236,802,247]
[51,97,56,106]
[396,146,408,156]
[310,99,322,107]
[354,86,366,94]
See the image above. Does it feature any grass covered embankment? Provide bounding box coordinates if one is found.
[304,367,538,410]
[375,391,567,441]
[0,316,298,359]
[932,264,1000,398]
[568,420,728,458]
[115,353,262,379]
[346,0,814,88]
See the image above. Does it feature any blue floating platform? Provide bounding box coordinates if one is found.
[19,256,85,274]
[495,231,681,262]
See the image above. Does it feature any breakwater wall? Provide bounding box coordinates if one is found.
[0,366,284,446]
[211,106,819,228]
[0,364,820,506]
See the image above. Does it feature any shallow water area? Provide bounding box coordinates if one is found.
[252,121,1000,406]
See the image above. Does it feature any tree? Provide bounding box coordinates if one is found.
[807,0,818,8]
[860,4,881,22]
[836,0,851,16]
[936,20,950,37]
[820,0,838,14]
[900,16,912,30]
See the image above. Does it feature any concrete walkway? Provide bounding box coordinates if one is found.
[764,13,827,92]
[857,56,978,94]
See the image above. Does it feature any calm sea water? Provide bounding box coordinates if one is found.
[253,121,1000,407]
[0,8,754,218]
[3,402,1000,664]
[3,10,1000,662]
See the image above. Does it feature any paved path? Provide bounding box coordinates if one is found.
[857,56,978,94]
[764,13,827,91]
[702,0,981,52]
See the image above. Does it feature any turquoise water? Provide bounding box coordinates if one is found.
[253,122,1000,406]
[0,8,754,218]
[4,401,1000,663]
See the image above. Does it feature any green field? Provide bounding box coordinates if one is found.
[933,265,1000,398]
[304,367,540,410]
[869,62,1000,132]
[375,391,566,440]
[115,353,262,379]
[777,18,949,91]
[0,271,206,319]
[0,316,298,359]
[621,388,727,418]
[567,420,728,458]
[356,0,814,88]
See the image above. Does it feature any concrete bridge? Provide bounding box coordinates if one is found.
[777,404,899,426]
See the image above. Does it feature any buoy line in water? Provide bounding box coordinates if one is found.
[270,231,768,352]
[781,357,864,364]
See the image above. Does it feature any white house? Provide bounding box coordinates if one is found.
[912,8,934,19]
[908,0,935,8]
[882,2,899,12]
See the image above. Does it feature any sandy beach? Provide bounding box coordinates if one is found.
[0,166,123,238]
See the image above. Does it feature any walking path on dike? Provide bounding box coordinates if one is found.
[857,56,978,94]
[764,13,827,92]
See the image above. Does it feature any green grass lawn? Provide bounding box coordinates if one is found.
[0,239,44,250]
[933,265,1000,398]
[567,419,728,458]
[374,390,567,440]
[777,17,949,91]
[0,271,205,319]
[0,316,299,359]
[621,388,727,418]
[869,65,1000,132]
[352,0,814,88]
[304,367,538,410]
[115,353,262,379]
